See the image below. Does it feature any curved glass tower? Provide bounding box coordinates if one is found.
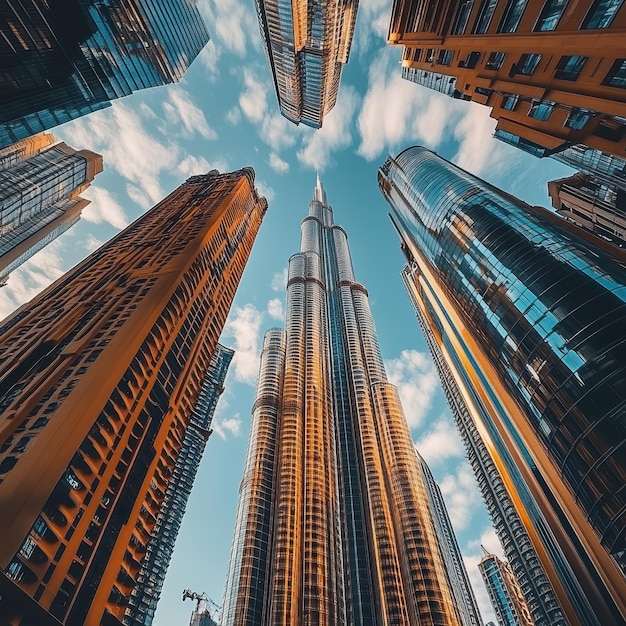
[379,146,626,626]
[254,0,358,128]
[222,177,470,625]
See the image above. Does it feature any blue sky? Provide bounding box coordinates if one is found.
[0,0,576,623]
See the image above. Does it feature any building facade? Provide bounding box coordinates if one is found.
[0,169,267,626]
[221,177,470,626]
[0,133,103,286]
[478,552,534,626]
[254,0,358,128]
[416,452,483,626]
[379,146,626,626]
[0,0,209,148]
[387,0,626,160]
[548,171,626,245]
[124,344,234,626]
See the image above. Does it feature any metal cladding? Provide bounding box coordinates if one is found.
[254,0,358,128]
[0,0,210,147]
[379,146,626,625]
[0,169,267,625]
[222,178,472,625]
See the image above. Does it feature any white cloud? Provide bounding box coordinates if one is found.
[177,155,229,178]
[384,349,439,429]
[84,234,104,252]
[271,268,288,292]
[439,462,483,531]
[297,85,359,171]
[269,153,289,174]
[226,106,242,125]
[197,0,258,56]
[260,113,299,151]
[255,180,275,203]
[212,413,243,439]
[198,41,222,80]
[355,0,391,52]
[0,240,67,320]
[239,69,268,124]
[267,298,284,320]
[222,304,263,384]
[81,186,128,229]
[414,417,465,466]
[60,103,179,206]
[163,88,217,140]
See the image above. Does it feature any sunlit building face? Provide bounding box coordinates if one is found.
[221,177,471,625]
[379,146,626,626]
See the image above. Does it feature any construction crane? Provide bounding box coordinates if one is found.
[182,589,221,626]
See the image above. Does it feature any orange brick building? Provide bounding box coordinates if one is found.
[388,0,626,159]
[0,168,267,625]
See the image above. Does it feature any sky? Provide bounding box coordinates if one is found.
[0,0,577,623]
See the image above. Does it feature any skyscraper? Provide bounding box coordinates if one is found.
[387,0,626,160]
[379,146,626,625]
[0,133,103,286]
[125,344,234,626]
[0,168,267,626]
[548,171,626,246]
[254,0,358,128]
[0,1,209,148]
[416,452,483,626]
[478,552,534,626]
[222,177,468,625]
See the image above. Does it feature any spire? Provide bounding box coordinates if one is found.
[314,173,327,205]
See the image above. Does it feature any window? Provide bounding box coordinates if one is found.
[498,0,529,32]
[603,59,626,88]
[473,0,498,32]
[502,94,520,110]
[565,109,593,130]
[555,55,587,80]
[529,100,555,120]
[413,48,422,62]
[438,49,453,66]
[459,51,481,69]
[534,0,569,30]
[451,0,475,33]
[516,53,542,75]
[582,0,624,28]
[486,52,506,70]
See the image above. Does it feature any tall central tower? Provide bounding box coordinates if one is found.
[222,178,467,625]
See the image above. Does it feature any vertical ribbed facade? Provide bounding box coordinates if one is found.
[478,553,534,626]
[379,146,626,626]
[0,168,266,626]
[254,0,358,128]
[125,344,234,626]
[0,1,209,148]
[222,177,467,625]
[416,453,483,626]
[0,133,103,286]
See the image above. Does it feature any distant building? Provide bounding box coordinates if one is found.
[222,177,464,625]
[0,168,266,625]
[417,452,483,626]
[479,551,534,626]
[387,0,626,160]
[254,0,358,128]
[379,146,626,625]
[0,1,210,148]
[124,345,234,626]
[0,133,103,286]
[548,171,626,245]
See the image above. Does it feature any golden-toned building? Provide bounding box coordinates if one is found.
[222,177,469,626]
[0,169,267,626]
[388,0,626,159]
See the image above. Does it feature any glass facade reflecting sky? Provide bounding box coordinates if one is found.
[379,146,626,626]
[221,177,470,625]
[0,0,209,148]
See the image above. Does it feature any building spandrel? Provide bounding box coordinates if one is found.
[0,0,210,148]
[221,177,476,625]
[379,146,626,625]
[0,168,267,625]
